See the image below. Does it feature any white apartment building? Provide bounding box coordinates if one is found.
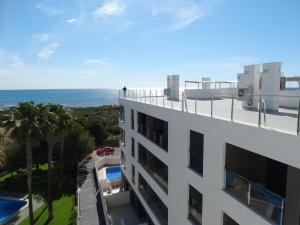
[118,62,300,225]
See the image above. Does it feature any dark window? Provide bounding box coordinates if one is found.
[137,112,168,151]
[132,165,135,184]
[131,109,134,129]
[131,138,135,157]
[138,143,168,193]
[189,130,204,176]
[188,185,202,225]
[138,174,168,225]
[223,213,239,225]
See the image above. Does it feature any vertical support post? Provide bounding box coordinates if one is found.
[258,95,262,127]
[231,94,234,121]
[144,90,146,104]
[210,93,213,117]
[194,91,197,114]
[297,99,300,135]
[155,90,157,106]
[163,91,165,108]
[171,91,174,110]
[247,182,251,205]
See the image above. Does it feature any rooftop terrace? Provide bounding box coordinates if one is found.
[119,89,300,136]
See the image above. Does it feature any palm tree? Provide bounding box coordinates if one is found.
[1,102,41,225]
[0,130,7,171]
[55,105,73,191]
[38,103,58,221]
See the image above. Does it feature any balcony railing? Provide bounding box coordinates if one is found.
[138,160,168,193]
[225,169,285,225]
[139,185,168,225]
[119,89,300,136]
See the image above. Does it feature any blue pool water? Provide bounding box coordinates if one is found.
[106,167,121,181]
[0,198,26,223]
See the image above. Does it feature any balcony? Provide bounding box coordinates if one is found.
[138,174,168,225]
[225,169,285,225]
[138,143,168,193]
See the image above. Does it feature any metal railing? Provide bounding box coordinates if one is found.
[225,169,285,225]
[119,89,300,135]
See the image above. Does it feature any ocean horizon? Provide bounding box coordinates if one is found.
[0,89,119,108]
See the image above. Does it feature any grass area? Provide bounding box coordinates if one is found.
[0,163,76,225]
[19,195,76,225]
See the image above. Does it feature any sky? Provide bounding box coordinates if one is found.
[0,0,300,90]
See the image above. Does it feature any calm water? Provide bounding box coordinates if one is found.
[0,89,119,108]
[0,198,27,223]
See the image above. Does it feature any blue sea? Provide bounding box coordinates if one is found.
[0,89,119,108]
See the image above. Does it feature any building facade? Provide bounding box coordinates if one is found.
[119,93,300,225]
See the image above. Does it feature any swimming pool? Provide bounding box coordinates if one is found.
[105,166,121,181]
[0,197,27,223]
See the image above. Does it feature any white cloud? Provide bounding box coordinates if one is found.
[38,43,60,60]
[66,18,79,24]
[0,49,25,71]
[35,3,63,15]
[84,58,110,65]
[32,33,49,42]
[93,1,126,18]
[151,0,219,32]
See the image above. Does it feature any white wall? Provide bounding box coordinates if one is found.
[104,191,130,207]
[185,88,237,99]
[119,98,300,225]
[279,90,300,108]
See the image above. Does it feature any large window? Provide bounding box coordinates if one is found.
[138,143,168,193]
[131,109,134,129]
[131,137,135,158]
[138,174,168,225]
[137,112,168,151]
[188,185,203,225]
[189,130,204,176]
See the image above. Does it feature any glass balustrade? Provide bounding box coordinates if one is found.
[225,169,285,225]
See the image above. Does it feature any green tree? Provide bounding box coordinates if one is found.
[1,102,42,225]
[0,130,7,171]
[54,105,73,191]
[38,103,58,221]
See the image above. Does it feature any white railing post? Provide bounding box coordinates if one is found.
[171,91,174,110]
[231,93,234,121]
[135,90,138,102]
[194,91,197,114]
[210,93,213,117]
[297,99,300,135]
[155,90,157,106]
[258,95,262,127]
